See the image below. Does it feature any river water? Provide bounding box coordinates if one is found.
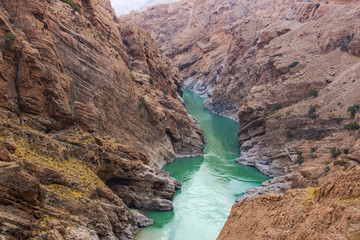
[136,90,269,240]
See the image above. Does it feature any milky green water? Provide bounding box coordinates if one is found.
[135,90,270,240]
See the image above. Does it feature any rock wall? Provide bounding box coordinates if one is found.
[123,0,360,238]
[0,0,205,239]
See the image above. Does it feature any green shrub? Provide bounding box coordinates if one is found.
[276,53,283,57]
[62,0,81,12]
[139,97,146,107]
[311,146,318,153]
[3,32,16,48]
[98,33,105,42]
[308,105,319,119]
[324,166,330,173]
[344,122,360,131]
[286,130,293,139]
[335,118,343,124]
[269,103,281,113]
[149,76,154,85]
[289,61,299,68]
[309,89,318,97]
[343,149,349,154]
[315,3,320,9]
[330,147,341,158]
[125,207,131,214]
[163,90,168,96]
[130,75,136,82]
[128,66,134,71]
[347,104,360,118]
[296,151,304,165]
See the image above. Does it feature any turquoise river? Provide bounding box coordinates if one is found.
[136,90,270,240]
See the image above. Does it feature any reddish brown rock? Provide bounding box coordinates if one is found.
[0,0,205,239]
[218,166,360,240]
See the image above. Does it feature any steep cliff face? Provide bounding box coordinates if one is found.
[121,0,360,120]
[0,0,204,239]
[123,0,360,238]
[122,0,360,175]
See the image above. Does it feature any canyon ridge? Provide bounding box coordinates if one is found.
[0,0,359,239]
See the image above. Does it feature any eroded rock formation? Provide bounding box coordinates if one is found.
[0,0,205,239]
[124,0,360,238]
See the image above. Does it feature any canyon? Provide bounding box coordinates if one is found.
[124,0,360,238]
[0,0,360,239]
[0,0,205,239]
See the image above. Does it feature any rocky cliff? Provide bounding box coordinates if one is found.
[123,0,360,239]
[0,0,205,239]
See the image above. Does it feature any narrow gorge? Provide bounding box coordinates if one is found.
[0,0,360,239]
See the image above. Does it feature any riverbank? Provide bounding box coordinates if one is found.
[135,90,269,239]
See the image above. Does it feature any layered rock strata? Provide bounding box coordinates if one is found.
[123,0,360,178]
[0,0,205,239]
[124,0,360,238]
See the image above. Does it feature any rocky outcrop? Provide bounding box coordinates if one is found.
[122,0,360,122]
[219,161,360,240]
[0,0,205,239]
[123,0,360,238]
[124,0,360,175]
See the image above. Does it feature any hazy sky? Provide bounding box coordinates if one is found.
[110,0,147,15]
[110,0,178,16]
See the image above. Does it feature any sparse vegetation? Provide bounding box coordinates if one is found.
[347,104,360,119]
[125,207,132,214]
[62,0,81,12]
[315,3,320,9]
[98,32,105,42]
[130,75,136,82]
[149,76,154,85]
[334,118,343,124]
[276,53,283,57]
[308,105,319,119]
[128,66,134,71]
[286,130,293,139]
[296,151,304,165]
[139,97,146,106]
[324,166,330,173]
[15,140,103,193]
[2,32,16,48]
[330,147,341,158]
[163,90,168,96]
[311,146,318,153]
[309,89,318,97]
[289,61,299,68]
[267,58,274,65]
[344,122,360,131]
[269,103,281,113]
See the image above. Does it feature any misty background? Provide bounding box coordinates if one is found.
[110,0,177,15]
